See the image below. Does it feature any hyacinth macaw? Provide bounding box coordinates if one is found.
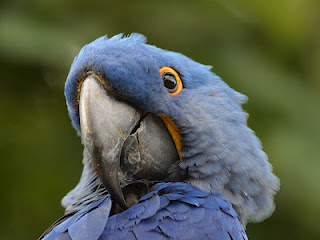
[40,33,279,240]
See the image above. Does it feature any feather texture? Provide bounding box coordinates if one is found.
[43,183,247,240]
[42,33,280,239]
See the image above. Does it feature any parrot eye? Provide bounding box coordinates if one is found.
[163,73,177,91]
[160,67,183,95]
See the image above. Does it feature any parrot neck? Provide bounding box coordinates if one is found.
[61,150,107,214]
[172,89,279,225]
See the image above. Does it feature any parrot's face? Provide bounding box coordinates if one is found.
[65,34,279,223]
[65,34,217,208]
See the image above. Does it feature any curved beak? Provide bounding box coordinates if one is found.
[79,75,178,209]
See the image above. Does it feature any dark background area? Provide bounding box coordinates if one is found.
[1,0,319,239]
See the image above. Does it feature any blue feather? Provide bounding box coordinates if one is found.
[138,195,161,219]
[44,183,247,239]
[68,197,111,240]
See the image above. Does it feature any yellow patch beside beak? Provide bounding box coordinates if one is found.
[160,115,182,160]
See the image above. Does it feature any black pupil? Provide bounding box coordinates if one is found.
[163,72,177,92]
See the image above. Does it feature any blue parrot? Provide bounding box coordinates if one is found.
[40,33,279,240]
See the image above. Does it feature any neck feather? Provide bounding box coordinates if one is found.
[175,84,279,225]
[61,150,107,214]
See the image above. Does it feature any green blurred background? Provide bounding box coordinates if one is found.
[1,0,319,239]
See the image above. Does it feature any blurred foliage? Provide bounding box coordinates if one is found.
[0,0,319,239]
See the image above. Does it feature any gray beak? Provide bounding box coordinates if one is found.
[79,75,178,209]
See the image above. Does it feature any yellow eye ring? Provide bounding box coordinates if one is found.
[160,67,183,95]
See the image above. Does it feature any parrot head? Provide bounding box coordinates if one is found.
[64,33,279,224]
